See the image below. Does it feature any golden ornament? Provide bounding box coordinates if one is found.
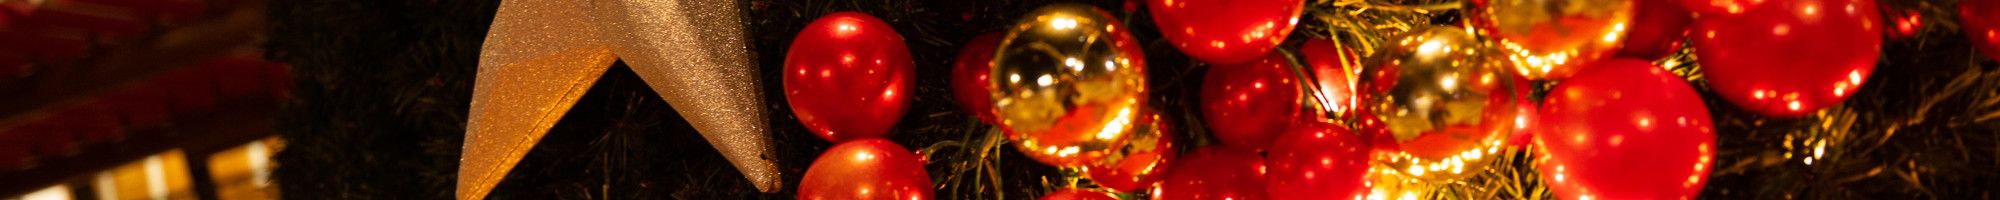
[1476,0,1635,79]
[990,3,1150,167]
[1359,26,1521,182]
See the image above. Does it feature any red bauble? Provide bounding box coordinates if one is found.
[951,32,1005,124]
[799,139,934,200]
[1537,59,1715,200]
[1039,189,1118,200]
[1148,0,1304,65]
[1201,52,1303,149]
[1680,0,1766,17]
[1263,120,1370,200]
[1692,0,1878,117]
[1157,146,1268,200]
[784,12,916,141]
[1963,0,2000,59]
[1621,0,1693,60]
[1301,39,1362,117]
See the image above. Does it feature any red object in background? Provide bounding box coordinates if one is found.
[798,139,933,200]
[53,0,205,20]
[1200,52,1302,149]
[1619,0,1692,60]
[1680,0,1766,17]
[1157,146,1268,200]
[0,130,29,169]
[1536,59,1715,200]
[1962,0,2000,59]
[783,12,914,142]
[106,85,173,127]
[1301,39,1361,119]
[67,101,125,143]
[1037,189,1118,200]
[950,32,1003,125]
[0,28,91,61]
[157,67,219,114]
[1149,0,1304,65]
[1263,120,1369,200]
[1692,0,1879,117]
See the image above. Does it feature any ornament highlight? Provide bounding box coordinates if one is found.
[1478,0,1636,80]
[1302,39,1364,119]
[1084,112,1177,192]
[1157,146,1268,200]
[1962,0,2000,59]
[799,139,934,200]
[1692,0,1879,117]
[1619,0,1694,60]
[952,32,1007,124]
[1264,120,1371,200]
[1148,0,1305,65]
[1358,26,1521,182]
[1201,52,1303,149]
[991,3,1150,167]
[784,12,916,142]
[1537,59,1715,200]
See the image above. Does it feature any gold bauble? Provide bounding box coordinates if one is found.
[1082,111,1176,191]
[1359,26,1521,182]
[990,3,1150,167]
[1477,0,1635,79]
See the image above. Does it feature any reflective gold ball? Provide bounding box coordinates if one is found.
[1477,0,1635,80]
[1359,26,1522,182]
[990,3,1150,167]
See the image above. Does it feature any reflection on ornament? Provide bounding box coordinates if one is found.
[1359,26,1521,182]
[1477,0,1636,80]
[1084,111,1177,192]
[783,12,915,142]
[991,3,1149,167]
[1148,0,1305,64]
[1303,39,1364,119]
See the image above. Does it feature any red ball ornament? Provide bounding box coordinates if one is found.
[1536,59,1715,200]
[1264,120,1370,200]
[951,32,1006,124]
[1692,0,1879,117]
[1680,0,1766,17]
[1039,189,1119,200]
[1157,146,1268,200]
[1201,52,1303,149]
[1962,0,2000,59]
[785,12,916,141]
[1149,0,1304,65]
[1302,39,1363,118]
[1620,0,1693,60]
[799,139,934,200]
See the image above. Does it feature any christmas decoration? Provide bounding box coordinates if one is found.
[1148,0,1304,65]
[1619,0,1693,60]
[1359,26,1521,182]
[1477,0,1635,80]
[1692,0,1880,117]
[784,11,916,142]
[800,139,934,200]
[1536,59,1714,200]
[1083,111,1176,192]
[460,0,780,198]
[1302,39,1364,119]
[1680,0,1765,16]
[1200,52,1303,149]
[990,3,1149,167]
[1037,189,1119,200]
[1963,0,2000,59]
[1264,120,1370,200]
[1157,146,1268,200]
[952,32,1006,124]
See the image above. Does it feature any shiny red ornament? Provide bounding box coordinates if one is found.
[951,32,1005,124]
[784,12,916,141]
[799,139,934,200]
[1620,0,1693,60]
[1148,0,1304,65]
[1263,120,1370,200]
[1962,0,2000,59]
[1201,52,1303,149]
[1302,39,1363,118]
[1039,189,1119,200]
[1537,59,1715,200]
[1691,0,1879,117]
[1680,0,1766,16]
[1157,146,1268,200]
